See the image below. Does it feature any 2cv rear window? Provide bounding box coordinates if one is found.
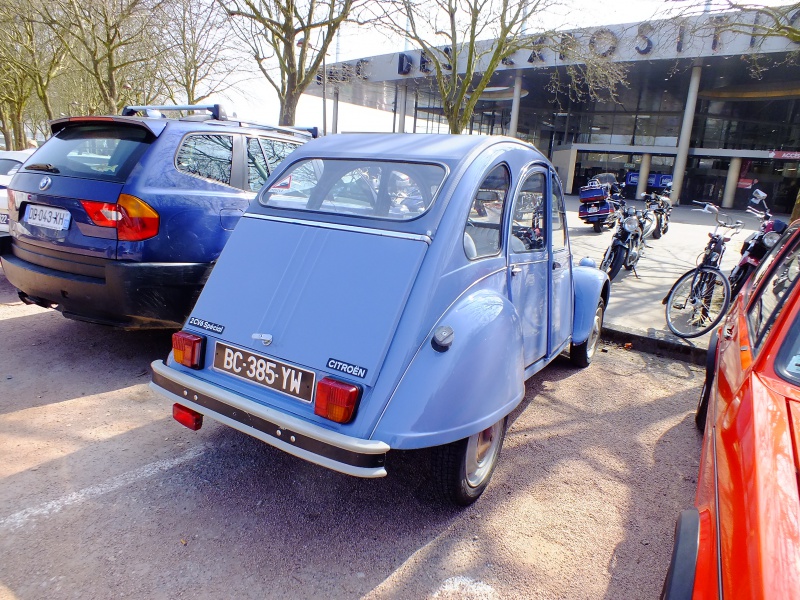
[260,159,446,220]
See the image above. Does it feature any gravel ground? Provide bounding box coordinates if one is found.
[0,267,703,599]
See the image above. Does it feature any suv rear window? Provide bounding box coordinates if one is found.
[260,159,446,221]
[25,124,153,183]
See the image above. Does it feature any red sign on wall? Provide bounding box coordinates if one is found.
[768,151,800,160]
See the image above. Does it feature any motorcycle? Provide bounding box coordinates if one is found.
[641,182,673,239]
[728,189,788,297]
[578,173,623,233]
[600,203,645,281]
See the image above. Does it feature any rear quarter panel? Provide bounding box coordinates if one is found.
[121,126,253,263]
[372,280,525,449]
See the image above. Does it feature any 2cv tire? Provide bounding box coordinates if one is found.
[433,417,508,506]
[570,298,605,368]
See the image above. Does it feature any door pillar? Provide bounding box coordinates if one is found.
[671,65,702,203]
[636,154,652,199]
[397,84,408,133]
[722,157,742,209]
[508,75,523,138]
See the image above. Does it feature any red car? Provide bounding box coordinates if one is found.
[662,222,800,599]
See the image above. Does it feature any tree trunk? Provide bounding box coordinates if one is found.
[0,106,12,150]
[279,93,299,126]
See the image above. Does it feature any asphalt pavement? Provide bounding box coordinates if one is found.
[566,195,789,364]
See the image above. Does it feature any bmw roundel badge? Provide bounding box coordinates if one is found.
[38,176,52,191]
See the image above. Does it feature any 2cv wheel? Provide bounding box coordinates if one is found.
[432,417,508,506]
[570,298,605,368]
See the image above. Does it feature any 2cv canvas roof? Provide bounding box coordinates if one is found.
[248,133,549,236]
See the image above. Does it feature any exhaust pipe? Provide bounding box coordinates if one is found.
[18,291,56,309]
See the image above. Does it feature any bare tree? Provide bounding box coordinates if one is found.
[368,0,628,134]
[36,0,167,114]
[681,1,800,41]
[0,2,67,123]
[158,0,245,104]
[0,8,35,149]
[218,0,356,125]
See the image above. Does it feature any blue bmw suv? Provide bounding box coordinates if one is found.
[0,104,312,328]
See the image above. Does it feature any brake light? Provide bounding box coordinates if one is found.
[80,194,159,241]
[172,331,205,369]
[7,189,17,212]
[314,377,361,423]
[173,404,203,430]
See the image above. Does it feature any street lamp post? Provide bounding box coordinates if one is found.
[298,38,327,136]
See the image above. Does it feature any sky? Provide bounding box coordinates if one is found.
[208,0,796,133]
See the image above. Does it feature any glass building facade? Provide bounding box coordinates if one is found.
[322,14,800,212]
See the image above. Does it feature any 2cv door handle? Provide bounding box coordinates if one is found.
[510,265,522,275]
[552,261,562,270]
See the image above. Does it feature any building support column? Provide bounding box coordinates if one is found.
[671,65,702,203]
[397,84,408,133]
[636,154,652,199]
[332,88,339,134]
[508,75,522,138]
[722,157,742,209]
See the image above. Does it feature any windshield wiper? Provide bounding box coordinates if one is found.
[25,163,60,173]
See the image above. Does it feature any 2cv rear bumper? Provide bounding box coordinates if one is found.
[150,360,390,478]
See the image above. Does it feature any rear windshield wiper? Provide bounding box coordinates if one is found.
[25,163,60,173]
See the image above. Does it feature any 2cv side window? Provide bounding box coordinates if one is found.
[510,171,546,253]
[464,165,510,260]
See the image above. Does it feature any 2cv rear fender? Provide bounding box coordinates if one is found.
[572,263,610,344]
[371,279,525,450]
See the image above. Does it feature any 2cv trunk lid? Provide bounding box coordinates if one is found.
[189,215,428,391]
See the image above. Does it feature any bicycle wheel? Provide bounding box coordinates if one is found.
[665,267,731,338]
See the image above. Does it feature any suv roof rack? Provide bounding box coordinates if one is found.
[121,104,227,121]
[121,104,317,139]
[229,121,317,139]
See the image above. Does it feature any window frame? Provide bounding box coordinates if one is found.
[174,131,237,188]
[747,233,800,355]
[463,163,512,261]
[508,168,548,256]
[259,157,448,222]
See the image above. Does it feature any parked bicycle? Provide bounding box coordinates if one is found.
[662,201,744,338]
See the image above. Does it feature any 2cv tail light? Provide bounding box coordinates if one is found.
[172,331,205,369]
[315,377,361,423]
[173,403,203,431]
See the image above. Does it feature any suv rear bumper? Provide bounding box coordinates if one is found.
[0,238,211,329]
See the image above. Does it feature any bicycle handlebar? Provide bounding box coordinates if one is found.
[691,200,742,230]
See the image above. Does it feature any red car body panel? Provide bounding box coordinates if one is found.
[667,225,800,599]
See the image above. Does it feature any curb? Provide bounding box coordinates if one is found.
[600,322,708,366]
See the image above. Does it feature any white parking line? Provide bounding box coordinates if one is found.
[0,444,207,531]
[431,576,498,599]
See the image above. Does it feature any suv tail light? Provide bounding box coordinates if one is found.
[314,377,361,423]
[172,331,205,369]
[81,194,159,241]
[7,189,18,212]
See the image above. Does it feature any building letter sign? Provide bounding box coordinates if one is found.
[589,28,618,57]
